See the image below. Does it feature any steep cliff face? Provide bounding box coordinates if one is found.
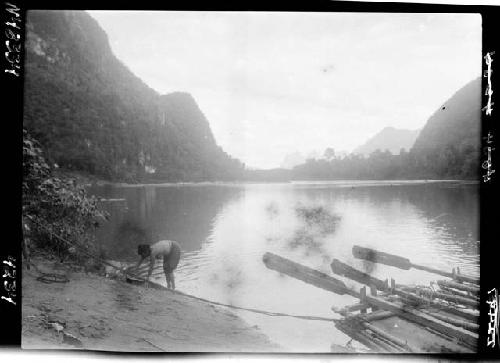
[23,10,243,182]
[159,92,218,155]
[410,78,481,178]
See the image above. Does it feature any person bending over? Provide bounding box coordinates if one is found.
[134,240,181,289]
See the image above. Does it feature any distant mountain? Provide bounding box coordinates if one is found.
[353,127,420,156]
[410,77,481,178]
[23,10,243,182]
[280,152,306,169]
[290,78,481,180]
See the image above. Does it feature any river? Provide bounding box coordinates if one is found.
[88,180,479,352]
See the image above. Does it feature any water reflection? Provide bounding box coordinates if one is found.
[89,181,479,351]
[293,183,479,262]
[89,185,243,261]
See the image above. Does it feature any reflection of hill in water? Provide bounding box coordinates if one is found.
[405,185,479,256]
[293,183,479,256]
[92,185,243,261]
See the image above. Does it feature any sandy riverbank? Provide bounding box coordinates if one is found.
[22,257,280,352]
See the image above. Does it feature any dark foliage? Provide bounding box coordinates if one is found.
[292,147,478,181]
[22,129,107,262]
[410,78,481,179]
[23,10,244,183]
[292,150,402,180]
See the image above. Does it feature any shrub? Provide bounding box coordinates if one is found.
[22,128,108,263]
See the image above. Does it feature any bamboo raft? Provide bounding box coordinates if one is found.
[263,245,479,353]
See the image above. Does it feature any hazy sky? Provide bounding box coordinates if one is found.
[88,11,481,169]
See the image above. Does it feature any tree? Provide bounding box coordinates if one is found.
[323,148,336,161]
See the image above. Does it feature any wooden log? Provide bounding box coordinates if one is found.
[352,245,412,269]
[395,289,479,322]
[335,323,380,352]
[340,318,408,353]
[420,324,475,353]
[360,310,395,322]
[330,258,478,321]
[368,333,407,353]
[339,310,472,353]
[360,320,418,352]
[352,245,478,285]
[331,258,387,291]
[264,252,478,349]
[361,293,478,349]
[332,306,395,321]
[416,263,479,285]
[360,286,367,313]
[437,280,479,295]
[402,286,478,309]
[332,302,370,315]
[439,285,479,300]
[357,314,474,354]
[423,309,479,333]
[263,252,355,296]
[370,285,379,311]
[423,324,455,342]
[335,320,393,352]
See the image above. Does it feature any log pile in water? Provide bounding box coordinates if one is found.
[262,247,479,353]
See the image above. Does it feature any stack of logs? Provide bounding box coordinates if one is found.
[263,245,479,353]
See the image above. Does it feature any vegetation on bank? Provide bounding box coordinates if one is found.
[22,129,108,264]
[291,146,478,181]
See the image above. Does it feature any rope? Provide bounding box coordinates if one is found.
[170,288,337,322]
[24,216,338,323]
[36,274,70,284]
[26,256,70,284]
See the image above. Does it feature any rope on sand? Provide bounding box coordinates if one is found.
[27,258,70,284]
[172,288,337,322]
[36,273,70,284]
[25,217,338,323]
[140,338,166,352]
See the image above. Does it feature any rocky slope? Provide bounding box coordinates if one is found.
[23,10,243,183]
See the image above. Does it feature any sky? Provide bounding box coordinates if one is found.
[88,11,481,169]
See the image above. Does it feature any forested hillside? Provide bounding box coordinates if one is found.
[410,77,481,178]
[292,78,481,180]
[23,10,243,182]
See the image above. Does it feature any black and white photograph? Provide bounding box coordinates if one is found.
[4,1,499,357]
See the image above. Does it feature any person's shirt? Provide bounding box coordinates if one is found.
[149,240,174,262]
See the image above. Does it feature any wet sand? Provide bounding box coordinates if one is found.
[22,257,280,352]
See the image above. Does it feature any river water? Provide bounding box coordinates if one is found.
[88,180,479,352]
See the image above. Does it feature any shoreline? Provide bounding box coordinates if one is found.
[57,170,479,188]
[94,179,479,189]
[22,256,280,352]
